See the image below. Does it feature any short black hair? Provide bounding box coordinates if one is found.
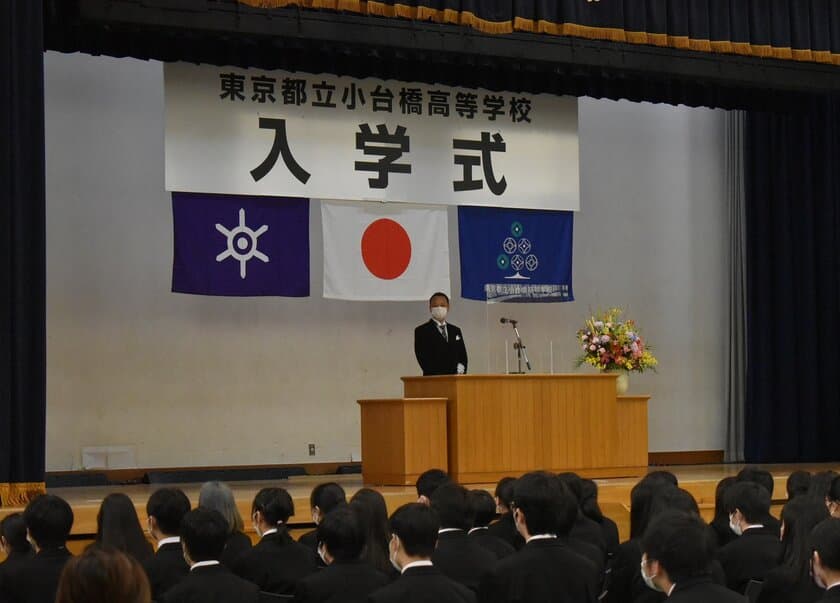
[737,467,775,498]
[252,487,294,525]
[648,487,700,518]
[416,469,450,499]
[724,481,771,523]
[310,483,347,515]
[1,513,32,553]
[513,471,577,537]
[811,518,840,571]
[146,489,191,536]
[809,471,838,498]
[556,473,583,505]
[430,483,473,530]
[787,471,811,500]
[390,503,439,558]
[495,477,517,510]
[642,471,679,488]
[468,490,497,528]
[641,511,713,583]
[317,504,364,562]
[23,494,74,549]
[180,508,228,562]
[429,292,449,304]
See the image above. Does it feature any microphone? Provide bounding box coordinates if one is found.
[500,317,517,325]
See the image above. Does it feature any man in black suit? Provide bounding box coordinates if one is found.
[0,495,73,603]
[640,510,746,602]
[161,508,259,603]
[466,490,515,560]
[143,487,192,601]
[811,518,840,601]
[367,503,475,603]
[479,472,600,603]
[295,504,389,603]
[414,292,468,376]
[233,487,317,595]
[298,482,347,555]
[430,483,496,592]
[717,481,783,593]
[486,477,524,551]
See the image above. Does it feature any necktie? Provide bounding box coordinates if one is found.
[439,325,448,342]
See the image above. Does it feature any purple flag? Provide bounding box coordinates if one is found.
[172,192,309,296]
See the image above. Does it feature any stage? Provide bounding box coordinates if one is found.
[1,462,837,557]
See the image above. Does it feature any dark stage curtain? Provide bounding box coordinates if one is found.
[744,98,840,463]
[1,0,47,504]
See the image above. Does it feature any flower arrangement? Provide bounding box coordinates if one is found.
[575,308,658,372]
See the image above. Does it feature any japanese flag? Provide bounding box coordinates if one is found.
[321,200,451,301]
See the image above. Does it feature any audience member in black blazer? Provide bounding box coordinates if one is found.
[737,468,782,536]
[298,482,347,556]
[0,514,34,583]
[639,511,746,603]
[55,546,151,603]
[295,505,389,603]
[414,292,468,376]
[0,495,74,603]
[479,472,599,603]
[160,508,259,603]
[143,488,192,601]
[233,487,317,595]
[710,477,739,550]
[581,479,621,555]
[809,518,840,602]
[486,477,524,551]
[717,481,784,593]
[349,489,395,577]
[466,490,515,560]
[94,493,154,564]
[198,481,252,568]
[368,503,475,603]
[416,469,451,506]
[787,471,812,501]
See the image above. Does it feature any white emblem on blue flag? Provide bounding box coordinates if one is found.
[215,208,269,279]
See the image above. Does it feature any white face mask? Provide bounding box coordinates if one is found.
[729,513,743,536]
[640,559,663,592]
[431,306,448,321]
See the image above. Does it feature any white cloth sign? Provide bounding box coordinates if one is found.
[165,63,579,211]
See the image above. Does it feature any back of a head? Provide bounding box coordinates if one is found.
[495,477,517,511]
[579,479,604,523]
[714,477,738,521]
[252,487,294,525]
[311,482,347,515]
[810,518,840,572]
[390,503,439,558]
[199,481,244,534]
[181,508,229,562]
[555,472,583,506]
[430,483,473,530]
[809,471,838,498]
[96,493,152,563]
[642,471,679,488]
[24,494,74,549]
[786,471,812,500]
[468,490,497,528]
[649,487,700,520]
[738,467,775,499]
[0,513,32,554]
[56,547,151,603]
[630,482,664,540]
[641,511,712,583]
[415,469,450,500]
[350,489,391,573]
[146,488,191,536]
[317,504,364,562]
[724,481,771,523]
[513,471,577,537]
[781,496,829,572]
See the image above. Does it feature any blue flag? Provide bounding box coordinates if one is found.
[172,192,309,296]
[458,206,574,302]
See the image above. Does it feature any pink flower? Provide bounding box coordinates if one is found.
[589,345,596,351]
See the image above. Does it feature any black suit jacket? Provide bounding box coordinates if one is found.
[221,531,253,569]
[479,538,599,603]
[821,586,840,602]
[160,563,260,603]
[468,528,515,560]
[233,529,318,595]
[756,565,823,603]
[368,565,475,603]
[717,526,783,593]
[486,514,525,552]
[669,575,748,603]
[431,530,496,592]
[0,546,72,603]
[0,550,34,593]
[144,541,190,601]
[297,530,326,567]
[294,560,390,603]
[414,320,468,376]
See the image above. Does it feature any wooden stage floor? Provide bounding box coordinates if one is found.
[2,462,837,556]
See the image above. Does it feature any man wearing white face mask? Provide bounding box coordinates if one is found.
[639,511,746,602]
[414,292,468,376]
[810,518,840,600]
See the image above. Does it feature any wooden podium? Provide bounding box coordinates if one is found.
[359,374,649,485]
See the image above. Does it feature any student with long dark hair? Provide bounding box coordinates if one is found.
[350,488,393,575]
[580,478,620,555]
[94,493,154,564]
[710,476,739,549]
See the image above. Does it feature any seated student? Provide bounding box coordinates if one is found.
[294,504,389,603]
[143,488,191,601]
[0,513,34,580]
[429,483,496,592]
[298,482,347,553]
[160,508,259,603]
[55,546,150,603]
[810,518,840,602]
[350,489,393,576]
[479,472,600,603]
[0,494,74,603]
[810,472,838,499]
[466,489,515,560]
[757,496,827,603]
[710,477,740,550]
[581,478,620,556]
[233,487,317,595]
[717,481,784,593]
[486,477,524,551]
[367,503,475,603]
[737,468,782,535]
[556,472,608,557]
[94,493,154,564]
[198,481,252,568]
[416,469,450,506]
[787,471,812,500]
[639,511,746,603]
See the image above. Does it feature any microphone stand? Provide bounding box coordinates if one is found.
[505,320,532,374]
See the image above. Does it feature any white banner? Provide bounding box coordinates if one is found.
[165,63,579,211]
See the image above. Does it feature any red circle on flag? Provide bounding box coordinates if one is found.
[361,219,412,280]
